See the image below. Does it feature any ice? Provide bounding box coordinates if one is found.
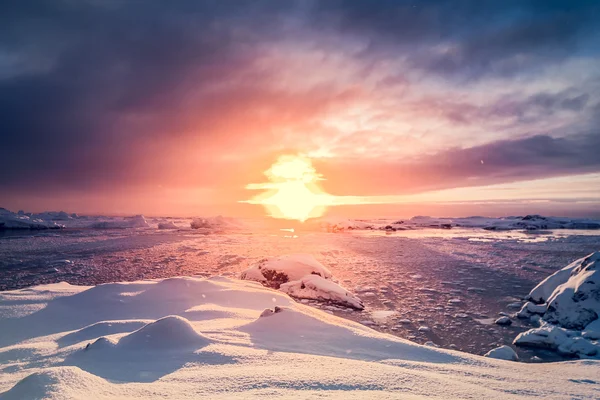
[484,345,519,361]
[157,221,178,229]
[0,208,63,230]
[90,215,149,229]
[190,216,242,230]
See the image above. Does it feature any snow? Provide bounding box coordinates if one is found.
[1,276,599,399]
[484,345,519,361]
[512,252,600,359]
[280,274,364,310]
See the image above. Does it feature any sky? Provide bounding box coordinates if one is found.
[1,0,599,218]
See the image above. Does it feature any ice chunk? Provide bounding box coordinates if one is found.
[90,215,149,229]
[484,345,518,361]
[157,221,178,229]
[0,208,63,230]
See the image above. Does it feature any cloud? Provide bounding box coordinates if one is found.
[316,132,600,196]
[0,0,599,213]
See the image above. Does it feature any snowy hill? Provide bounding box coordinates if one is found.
[0,277,598,399]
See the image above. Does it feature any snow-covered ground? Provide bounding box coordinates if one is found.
[1,277,599,399]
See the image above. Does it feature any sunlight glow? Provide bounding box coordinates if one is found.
[243,155,334,221]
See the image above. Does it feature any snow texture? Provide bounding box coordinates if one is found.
[1,276,599,399]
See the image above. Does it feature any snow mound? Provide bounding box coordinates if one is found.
[240,254,333,288]
[0,208,63,230]
[484,345,519,361]
[280,274,364,310]
[115,316,210,350]
[157,221,178,229]
[90,215,149,229]
[0,367,105,400]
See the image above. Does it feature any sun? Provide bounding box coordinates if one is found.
[243,155,334,221]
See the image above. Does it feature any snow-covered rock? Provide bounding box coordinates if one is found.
[90,215,149,229]
[544,252,600,330]
[240,254,363,309]
[513,253,600,359]
[582,319,600,340]
[0,208,63,230]
[240,254,333,288]
[484,345,518,361]
[280,274,364,310]
[513,322,572,350]
[527,254,595,304]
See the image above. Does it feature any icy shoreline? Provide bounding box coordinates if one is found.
[2,208,600,233]
[0,276,599,399]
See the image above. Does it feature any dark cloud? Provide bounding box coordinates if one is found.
[313,0,600,79]
[317,132,600,196]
